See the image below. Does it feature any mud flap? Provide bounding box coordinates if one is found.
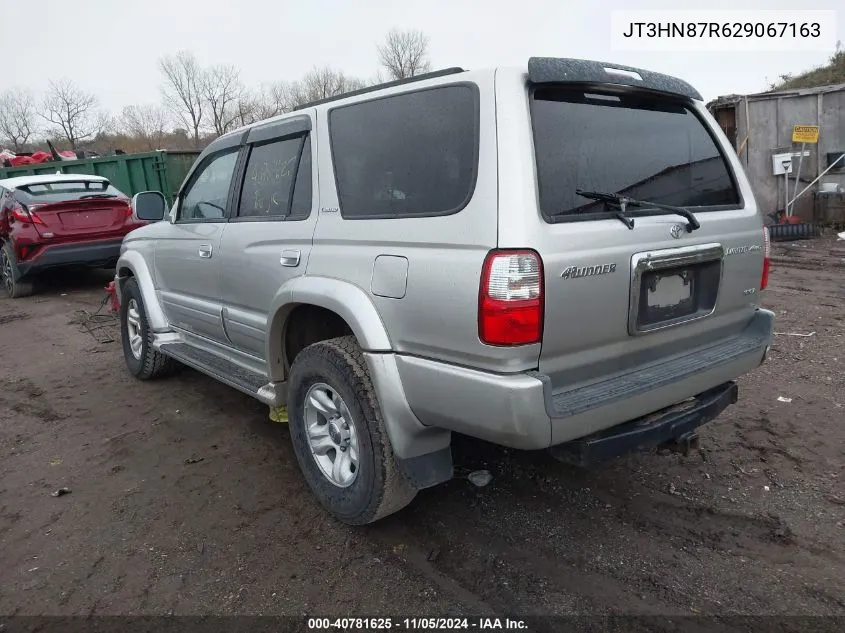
[396,447,454,490]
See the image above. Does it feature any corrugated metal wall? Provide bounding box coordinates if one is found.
[723,89,845,219]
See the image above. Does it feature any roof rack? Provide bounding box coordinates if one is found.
[293,67,466,110]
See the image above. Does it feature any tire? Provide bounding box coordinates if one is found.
[287,335,416,525]
[119,277,176,380]
[1,242,33,299]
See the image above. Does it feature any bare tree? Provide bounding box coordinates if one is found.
[368,71,387,86]
[214,72,361,130]
[0,89,39,151]
[40,79,101,149]
[258,80,298,117]
[201,64,244,136]
[231,81,301,127]
[232,91,260,128]
[159,51,204,148]
[230,86,281,128]
[288,67,366,108]
[96,110,117,136]
[121,104,170,150]
[377,29,432,80]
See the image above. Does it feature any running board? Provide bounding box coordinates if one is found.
[158,342,285,406]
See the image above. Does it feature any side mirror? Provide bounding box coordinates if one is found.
[132,191,167,221]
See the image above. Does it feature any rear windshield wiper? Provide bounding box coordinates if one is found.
[573,189,701,232]
[570,190,636,229]
[79,193,117,199]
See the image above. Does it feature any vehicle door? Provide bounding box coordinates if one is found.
[154,145,242,343]
[217,115,316,358]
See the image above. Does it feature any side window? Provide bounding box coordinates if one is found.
[329,85,478,219]
[178,149,239,221]
[289,139,312,220]
[238,135,312,220]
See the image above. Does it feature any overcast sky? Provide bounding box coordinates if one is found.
[3,0,842,115]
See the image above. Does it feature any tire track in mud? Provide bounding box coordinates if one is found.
[366,525,500,616]
[368,467,675,616]
[0,312,29,325]
[372,436,841,619]
[0,509,22,538]
[375,502,712,620]
[624,499,796,554]
[409,520,661,614]
[0,377,62,423]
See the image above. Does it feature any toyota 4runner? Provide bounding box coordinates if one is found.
[116,57,774,525]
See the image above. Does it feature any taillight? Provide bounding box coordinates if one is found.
[9,203,45,226]
[478,249,544,346]
[9,204,30,223]
[124,201,134,218]
[760,226,771,290]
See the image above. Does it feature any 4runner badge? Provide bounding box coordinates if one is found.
[561,263,617,280]
[726,245,762,255]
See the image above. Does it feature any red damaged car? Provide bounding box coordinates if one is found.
[0,174,147,298]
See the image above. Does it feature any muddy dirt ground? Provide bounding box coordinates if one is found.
[0,239,843,626]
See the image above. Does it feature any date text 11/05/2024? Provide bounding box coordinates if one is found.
[307,617,528,630]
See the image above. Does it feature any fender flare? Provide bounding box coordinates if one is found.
[114,250,168,331]
[265,276,452,486]
[265,276,392,382]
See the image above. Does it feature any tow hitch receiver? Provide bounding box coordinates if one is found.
[658,431,700,456]
[550,381,738,467]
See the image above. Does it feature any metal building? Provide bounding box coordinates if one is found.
[708,84,845,225]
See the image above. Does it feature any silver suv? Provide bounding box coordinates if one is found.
[116,57,774,525]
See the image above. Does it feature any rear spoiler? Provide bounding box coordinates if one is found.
[527,57,703,101]
[16,178,111,191]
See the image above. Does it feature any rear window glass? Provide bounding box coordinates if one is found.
[15,181,126,205]
[530,88,740,220]
[329,85,478,219]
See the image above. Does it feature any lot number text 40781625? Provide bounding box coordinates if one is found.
[307,617,528,630]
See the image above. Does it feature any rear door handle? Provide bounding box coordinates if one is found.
[280,249,301,267]
[198,244,213,258]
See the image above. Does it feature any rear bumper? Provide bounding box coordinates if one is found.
[395,308,773,453]
[16,239,123,277]
[549,381,737,466]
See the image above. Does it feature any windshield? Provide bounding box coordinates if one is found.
[14,181,126,205]
[530,87,740,220]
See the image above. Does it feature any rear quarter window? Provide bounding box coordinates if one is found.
[530,88,740,220]
[328,84,479,219]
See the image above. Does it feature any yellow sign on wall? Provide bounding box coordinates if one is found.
[792,125,820,144]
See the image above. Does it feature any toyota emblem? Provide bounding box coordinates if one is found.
[670,224,684,239]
